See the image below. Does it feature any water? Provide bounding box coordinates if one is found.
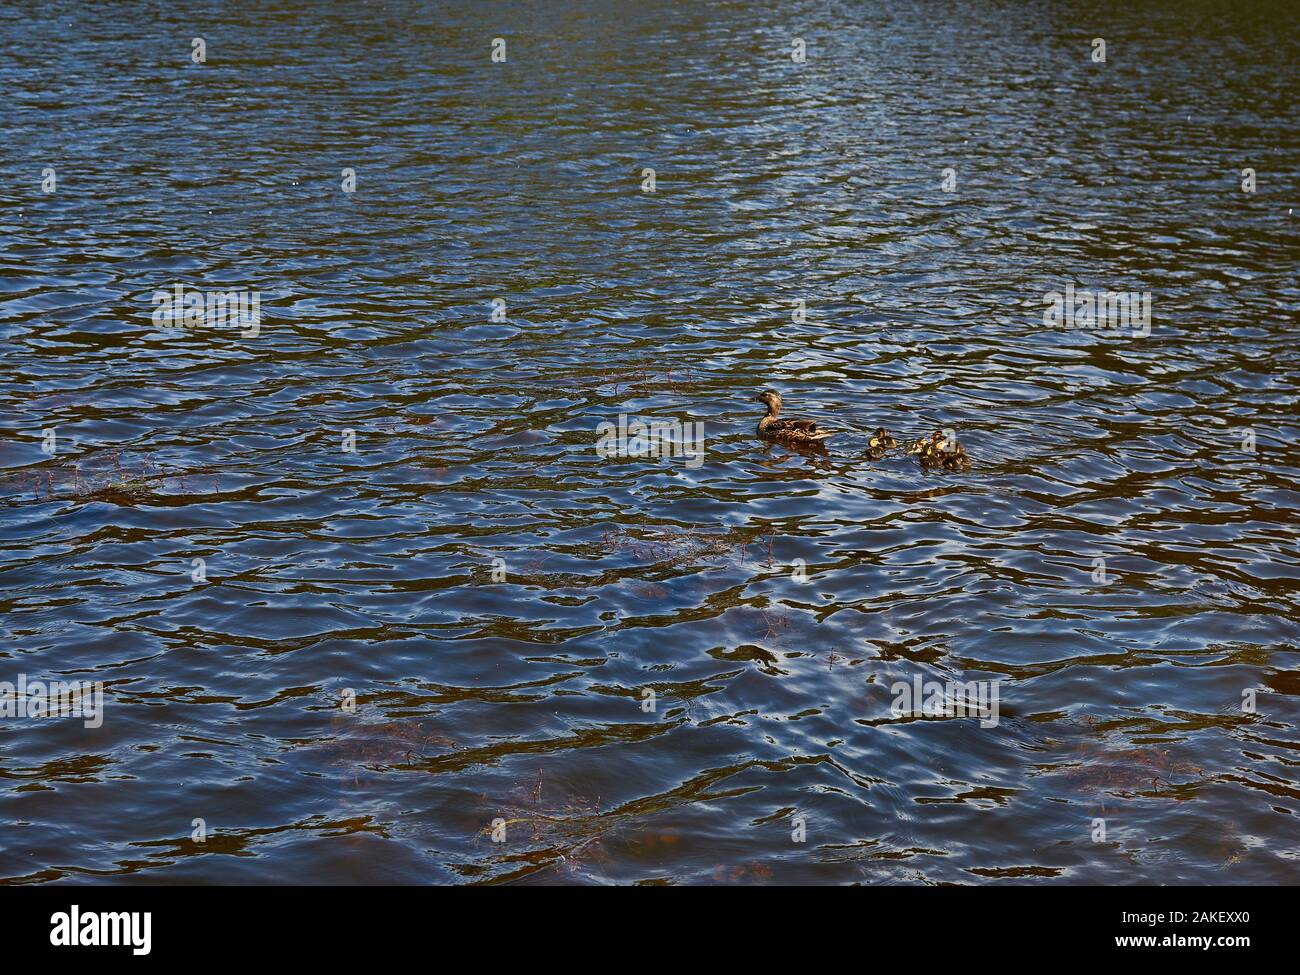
[1,0,1297,885]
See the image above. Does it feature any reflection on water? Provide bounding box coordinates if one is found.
[0,0,1297,884]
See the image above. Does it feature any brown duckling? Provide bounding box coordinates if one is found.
[906,430,944,465]
[756,390,832,446]
[907,430,971,471]
[867,427,898,460]
[939,441,971,472]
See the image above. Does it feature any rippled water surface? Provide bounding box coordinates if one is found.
[2,0,1298,884]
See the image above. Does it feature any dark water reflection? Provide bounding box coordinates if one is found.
[1,0,1297,884]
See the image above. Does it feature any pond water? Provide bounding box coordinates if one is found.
[1,0,1297,884]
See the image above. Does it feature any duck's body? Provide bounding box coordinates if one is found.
[867,427,898,460]
[756,391,832,445]
[907,430,971,471]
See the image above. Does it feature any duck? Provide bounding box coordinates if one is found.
[907,430,971,471]
[906,431,943,465]
[755,390,832,446]
[867,427,898,460]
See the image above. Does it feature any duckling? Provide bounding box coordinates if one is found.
[906,430,944,465]
[907,430,971,471]
[939,441,971,472]
[867,426,898,460]
[755,390,832,446]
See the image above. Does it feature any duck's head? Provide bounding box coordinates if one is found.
[756,390,783,412]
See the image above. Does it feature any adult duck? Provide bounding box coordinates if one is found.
[755,390,832,446]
